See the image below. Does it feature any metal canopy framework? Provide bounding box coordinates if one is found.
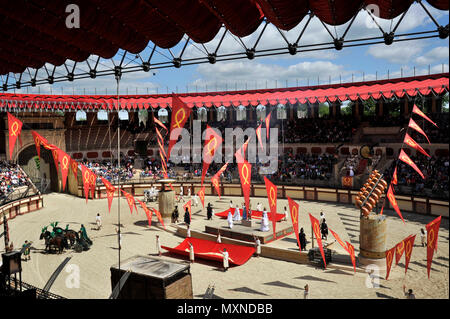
[0,0,448,91]
[0,73,448,111]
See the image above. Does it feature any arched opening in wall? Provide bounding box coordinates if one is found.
[157,108,169,123]
[75,110,87,124]
[197,107,207,122]
[297,103,307,118]
[277,104,287,120]
[17,144,58,193]
[256,104,266,122]
[236,105,247,121]
[217,106,227,122]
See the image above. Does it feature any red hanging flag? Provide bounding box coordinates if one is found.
[57,149,71,191]
[265,112,271,139]
[309,213,327,268]
[287,196,301,250]
[167,94,192,160]
[7,112,23,160]
[153,116,168,130]
[412,104,438,127]
[398,149,424,179]
[211,174,221,198]
[329,229,349,253]
[264,177,278,239]
[425,216,441,278]
[101,177,115,213]
[242,137,251,157]
[31,131,48,160]
[395,239,406,266]
[137,199,153,228]
[201,125,222,186]
[89,170,97,198]
[184,200,192,220]
[121,189,137,215]
[151,207,166,230]
[346,242,356,272]
[403,133,430,157]
[385,246,396,280]
[198,186,205,208]
[70,159,78,181]
[404,234,416,275]
[255,124,264,151]
[392,166,398,185]
[80,165,92,203]
[238,159,252,213]
[408,118,430,144]
[386,184,405,223]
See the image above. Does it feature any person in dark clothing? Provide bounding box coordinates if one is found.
[321,219,328,240]
[172,206,179,223]
[298,228,307,251]
[184,207,191,225]
[207,203,213,220]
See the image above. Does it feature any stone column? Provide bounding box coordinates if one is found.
[158,189,175,225]
[359,214,387,268]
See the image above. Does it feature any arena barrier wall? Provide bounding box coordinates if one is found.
[77,183,448,219]
[0,195,44,224]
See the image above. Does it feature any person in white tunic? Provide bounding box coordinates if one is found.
[186,225,191,238]
[193,194,199,207]
[319,212,325,225]
[253,235,261,257]
[256,203,262,212]
[283,207,288,221]
[221,248,229,271]
[189,243,194,263]
[217,231,222,243]
[420,228,427,247]
[227,211,234,229]
[96,213,102,230]
[156,235,162,256]
[232,204,241,221]
[179,186,184,202]
[260,209,270,232]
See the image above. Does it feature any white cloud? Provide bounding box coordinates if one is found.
[366,40,425,64]
[415,46,449,65]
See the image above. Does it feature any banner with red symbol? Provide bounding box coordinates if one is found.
[152,207,166,230]
[7,112,23,160]
[201,125,222,186]
[121,189,137,215]
[101,177,116,213]
[346,241,356,272]
[426,216,441,278]
[385,246,396,280]
[408,118,430,144]
[238,159,252,213]
[265,113,271,139]
[395,238,406,266]
[137,199,153,228]
[398,149,424,179]
[70,159,78,181]
[57,149,71,191]
[287,196,301,251]
[255,124,264,151]
[403,133,430,157]
[412,104,438,127]
[80,165,92,203]
[264,177,278,239]
[404,234,416,275]
[31,130,48,160]
[342,176,353,188]
[392,166,398,185]
[167,94,192,160]
[386,184,405,223]
[198,186,205,208]
[309,213,327,268]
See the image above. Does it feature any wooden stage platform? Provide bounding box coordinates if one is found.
[204,219,293,244]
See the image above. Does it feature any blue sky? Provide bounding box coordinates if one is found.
[14,2,449,96]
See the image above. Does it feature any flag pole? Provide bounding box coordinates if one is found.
[115,74,121,297]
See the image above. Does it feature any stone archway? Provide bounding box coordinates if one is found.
[17,144,59,192]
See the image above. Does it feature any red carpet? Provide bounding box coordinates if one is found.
[214,208,285,222]
[161,237,256,266]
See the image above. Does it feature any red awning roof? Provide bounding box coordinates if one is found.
[0,73,448,111]
[0,0,448,75]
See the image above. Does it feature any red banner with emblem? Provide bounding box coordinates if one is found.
[7,112,23,160]
[238,159,252,214]
[70,159,78,181]
[329,229,348,253]
[404,234,416,274]
[342,176,353,188]
[346,242,356,272]
[137,199,153,228]
[395,238,406,266]
[184,200,192,220]
[265,113,271,139]
[198,186,205,208]
[153,116,168,130]
[152,207,166,229]
[242,137,251,158]
[121,189,137,215]
[426,216,441,278]
[167,94,192,160]
[399,149,424,179]
[408,118,430,144]
[89,170,96,198]
[57,149,71,191]
[201,125,222,186]
[404,133,430,157]
[392,166,398,185]
[287,196,301,251]
[385,246,396,280]
[31,131,48,160]
[264,177,278,239]
[255,124,264,151]
[42,143,60,174]
[80,165,92,203]
[101,177,115,213]
[211,174,221,199]
[386,184,404,223]
[412,104,438,127]
[309,213,327,268]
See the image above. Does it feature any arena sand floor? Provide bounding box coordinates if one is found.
[6,193,449,299]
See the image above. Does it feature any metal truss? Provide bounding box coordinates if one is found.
[1,4,448,92]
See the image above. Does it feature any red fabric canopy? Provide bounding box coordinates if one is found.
[161,237,255,266]
[0,73,447,111]
[215,208,285,222]
[0,1,447,75]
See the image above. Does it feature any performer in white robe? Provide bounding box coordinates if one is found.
[283,207,288,221]
[221,248,229,271]
[193,194,199,207]
[217,232,222,243]
[227,211,234,229]
[232,205,241,221]
[156,235,161,256]
[186,225,191,238]
[253,235,261,257]
[189,243,194,263]
[256,202,262,212]
[260,210,269,232]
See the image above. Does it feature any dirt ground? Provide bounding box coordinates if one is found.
[5,193,449,299]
